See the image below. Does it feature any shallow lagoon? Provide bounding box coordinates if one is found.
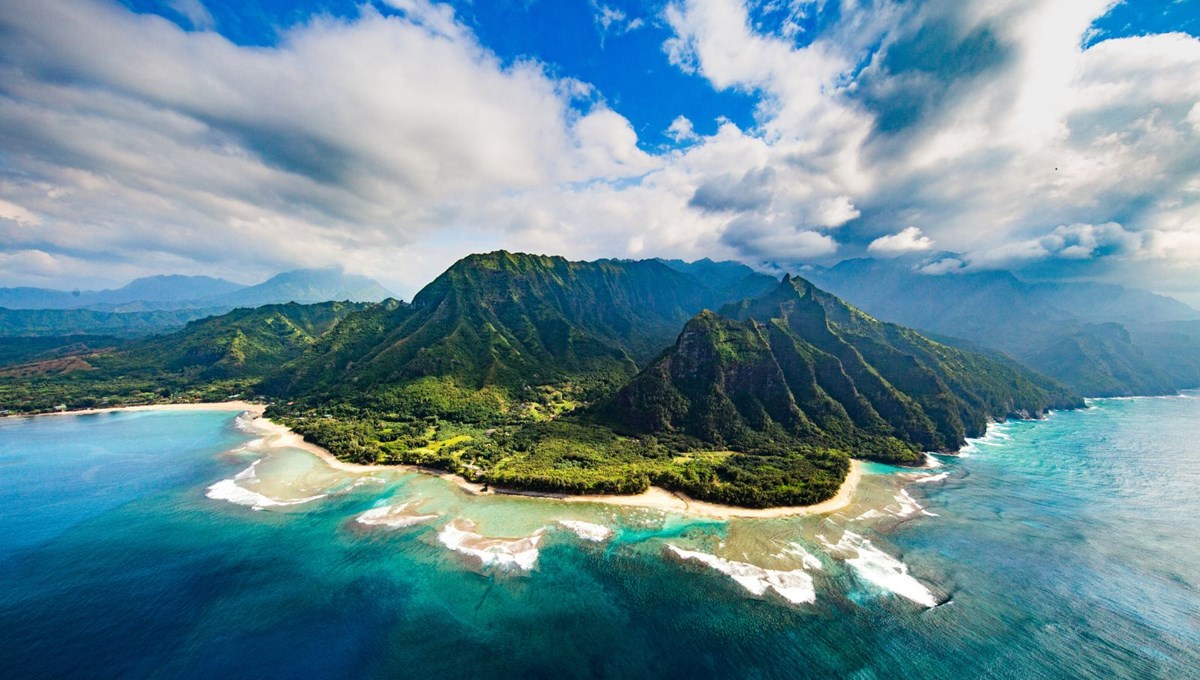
[1,395,1197,678]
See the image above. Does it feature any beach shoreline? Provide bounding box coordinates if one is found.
[26,401,866,520]
[5,400,265,418]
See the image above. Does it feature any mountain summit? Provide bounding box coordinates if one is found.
[604,276,1078,486]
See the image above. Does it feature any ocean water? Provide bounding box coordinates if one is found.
[1,396,1198,679]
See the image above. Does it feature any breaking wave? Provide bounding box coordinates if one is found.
[667,545,816,605]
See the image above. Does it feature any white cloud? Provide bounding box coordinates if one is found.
[815,196,860,228]
[1,0,1198,301]
[667,115,698,142]
[915,257,965,275]
[591,2,645,45]
[0,0,657,293]
[572,107,658,177]
[0,199,40,226]
[968,222,1187,268]
[166,0,214,31]
[868,226,934,255]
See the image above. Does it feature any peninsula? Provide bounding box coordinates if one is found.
[0,252,1081,508]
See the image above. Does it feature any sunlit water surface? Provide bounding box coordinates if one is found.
[1,394,1197,679]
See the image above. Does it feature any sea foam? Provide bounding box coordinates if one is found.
[819,530,937,607]
[889,489,937,517]
[782,543,824,571]
[205,460,327,510]
[667,545,816,605]
[356,502,439,528]
[913,472,949,484]
[557,520,614,542]
[437,519,544,570]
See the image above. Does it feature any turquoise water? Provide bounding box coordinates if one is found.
[1,396,1198,679]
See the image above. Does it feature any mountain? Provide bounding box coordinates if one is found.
[0,336,120,368]
[0,301,369,413]
[655,257,779,301]
[95,275,246,305]
[1125,320,1200,391]
[0,252,1082,508]
[0,275,245,310]
[272,252,777,412]
[1028,281,1200,326]
[603,276,1077,468]
[116,301,372,380]
[0,269,393,338]
[0,307,229,338]
[0,287,89,310]
[807,259,1200,396]
[210,268,392,308]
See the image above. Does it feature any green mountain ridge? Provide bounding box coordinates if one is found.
[0,302,368,412]
[0,252,1082,508]
[271,252,778,412]
[603,276,1078,466]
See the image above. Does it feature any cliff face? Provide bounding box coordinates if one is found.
[607,277,1081,463]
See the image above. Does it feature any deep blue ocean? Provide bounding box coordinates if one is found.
[1,396,1198,679]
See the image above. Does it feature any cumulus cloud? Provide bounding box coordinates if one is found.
[849,2,1200,291]
[0,0,655,292]
[666,115,698,143]
[868,226,934,255]
[0,0,1197,300]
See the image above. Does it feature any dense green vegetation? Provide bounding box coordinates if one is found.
[598,277,1079,484]
[1,252,1082,507]
[0,302,367,412]
[271,251,776,403]
[0,335,120,368]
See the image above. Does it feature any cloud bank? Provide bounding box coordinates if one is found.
[0,0,1197,300]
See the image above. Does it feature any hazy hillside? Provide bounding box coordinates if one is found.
[0,275,244,310]
[0,268,393,338]
[210,268,392,308]
[808,259,1200,396]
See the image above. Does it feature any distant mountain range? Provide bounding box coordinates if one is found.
[806,259,1200,397]
[0,268,393,337]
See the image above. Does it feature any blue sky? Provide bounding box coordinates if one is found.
[2,0,1199,303]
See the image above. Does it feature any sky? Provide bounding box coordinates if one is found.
[0,0,1198,304]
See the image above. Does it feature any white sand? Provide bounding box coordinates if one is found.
[549,460,864,520]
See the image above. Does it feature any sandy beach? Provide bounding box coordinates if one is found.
[27,401,865,520]
[552,461,864,519]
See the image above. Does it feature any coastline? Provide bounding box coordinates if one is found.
[5,400,265,418]
[27,401,865,520]
[243,412,865,518]
[556,460,864,519]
